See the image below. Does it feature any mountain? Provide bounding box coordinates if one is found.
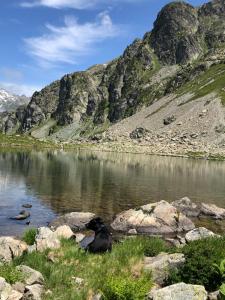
[1,0,225,154]
[0,88,29,112]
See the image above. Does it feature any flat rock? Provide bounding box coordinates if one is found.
[0,237,28,263]
[144,253,185,285]
[148,283,207,300]
[35,227,60,252]
[49,212,95,231]
[200,203,225,220]
[172,197,200,217]
[24,284,44,300]
[111,200,195,234]
[16,265,44,286]
[185,227,219,243]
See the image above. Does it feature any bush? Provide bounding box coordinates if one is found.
[142,237,170,257]
[101,272,152,300]
[167,237,225,292]
[22,228,37,245]
[0,264,24,284]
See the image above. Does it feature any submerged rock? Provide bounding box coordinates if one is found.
[144,253,185,285]
[10,210,30,221]
[148,282,207,300]
[50,212,96,231]
[111,200,195,234]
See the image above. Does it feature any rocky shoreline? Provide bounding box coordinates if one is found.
[0,197,225,299]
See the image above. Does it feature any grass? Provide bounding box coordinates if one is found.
[177,62,225,106]
[22,228,37,246]
[0,264,24,284]
[12,236,168,300]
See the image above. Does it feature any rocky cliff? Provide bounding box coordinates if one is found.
[2,0,225,150]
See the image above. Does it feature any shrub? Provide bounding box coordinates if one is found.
[142,237,170,257]
[101,272,152,300]
[0,264,24,284]
[22,228,37,245]
[167,237,225,292]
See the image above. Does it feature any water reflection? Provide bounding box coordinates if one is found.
[0,149,225,236]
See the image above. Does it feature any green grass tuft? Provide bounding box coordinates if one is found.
[22,228,37,246]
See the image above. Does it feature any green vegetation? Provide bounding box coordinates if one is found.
[13,237,164,300]
[177,63,225,106]
[168,237,225,292]
[22,228,37,246]
[0,264,24,284]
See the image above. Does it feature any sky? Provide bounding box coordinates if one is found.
[0,0,208,96]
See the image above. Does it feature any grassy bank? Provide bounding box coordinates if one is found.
[1,234,225,299]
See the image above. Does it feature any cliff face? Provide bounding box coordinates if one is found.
[2,0,225,141]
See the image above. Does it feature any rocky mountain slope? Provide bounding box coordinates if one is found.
[1,0,225,154]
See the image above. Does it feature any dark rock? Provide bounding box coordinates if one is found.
[11,210,30,221]
[22,204,32,208]
[130,127,149,139]
[164,115,176,126]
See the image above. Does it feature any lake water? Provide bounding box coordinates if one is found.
[0,149,225,236]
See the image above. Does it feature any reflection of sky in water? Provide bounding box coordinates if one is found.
[0,174,56,236]
[1,150,225,236]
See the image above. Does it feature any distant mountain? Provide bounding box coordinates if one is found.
[0,88,29,112]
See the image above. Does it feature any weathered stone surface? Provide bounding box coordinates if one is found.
[7,289,23,300]
[54,225,74,239]
[185,227,219,243]
[50,212,95,231]
[148,283,207,300]
[144,253,185,285]
[111,200,195,234]
[208,290,220,300]
[0,237,28,263]
[35,227,60,252]
[75,233,85,244]
[0,277,13,300]
[172,197,200,217]
[16,265,44,286]
[200,203,225,220]
[24,284,44,300]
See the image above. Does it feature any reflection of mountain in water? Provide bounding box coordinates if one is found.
[1,150,225,224]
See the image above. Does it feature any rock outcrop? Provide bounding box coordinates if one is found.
[111,200,195,234]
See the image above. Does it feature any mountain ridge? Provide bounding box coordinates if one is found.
[1,0,225,155]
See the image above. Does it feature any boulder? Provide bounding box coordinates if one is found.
[172,197,200,217]
[54,225,74,239]
[7,290,23,300]
[200,203,225,220]
[24,284,44,300]
[0,237,28,263]
[49,212,95,231]
[0,277,13,300]
[10,210,30,221]
[16,266,44,286]
[144,253,185,285]
[185,227,219,243]
[111,200,195,234]
[148,283,207,300]
[35,227,60,252]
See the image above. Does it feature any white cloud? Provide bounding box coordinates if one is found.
[24,12,121,67]
[0,68,24,82]
[21,0,99,9]
[0,82,41,96]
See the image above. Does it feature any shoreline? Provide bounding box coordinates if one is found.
[1,134,225,161]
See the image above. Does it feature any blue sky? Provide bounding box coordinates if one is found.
[0,0,208,96]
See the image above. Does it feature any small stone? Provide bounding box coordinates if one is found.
[208,290,220,300]
[54,225,74,239]
[72,277,84,286]
[128,229,137,235]
[75,233,85,243]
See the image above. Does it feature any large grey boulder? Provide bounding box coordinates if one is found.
[148,283,207,300]
[144,253,185,285]
[16,266,44,286]
[185,227,220,243]
[0,237,28,263]
[111,200,195,234]
[172,197,200,217]
[50,212,95,231]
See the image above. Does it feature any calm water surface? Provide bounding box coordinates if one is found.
[0,149,225,236]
